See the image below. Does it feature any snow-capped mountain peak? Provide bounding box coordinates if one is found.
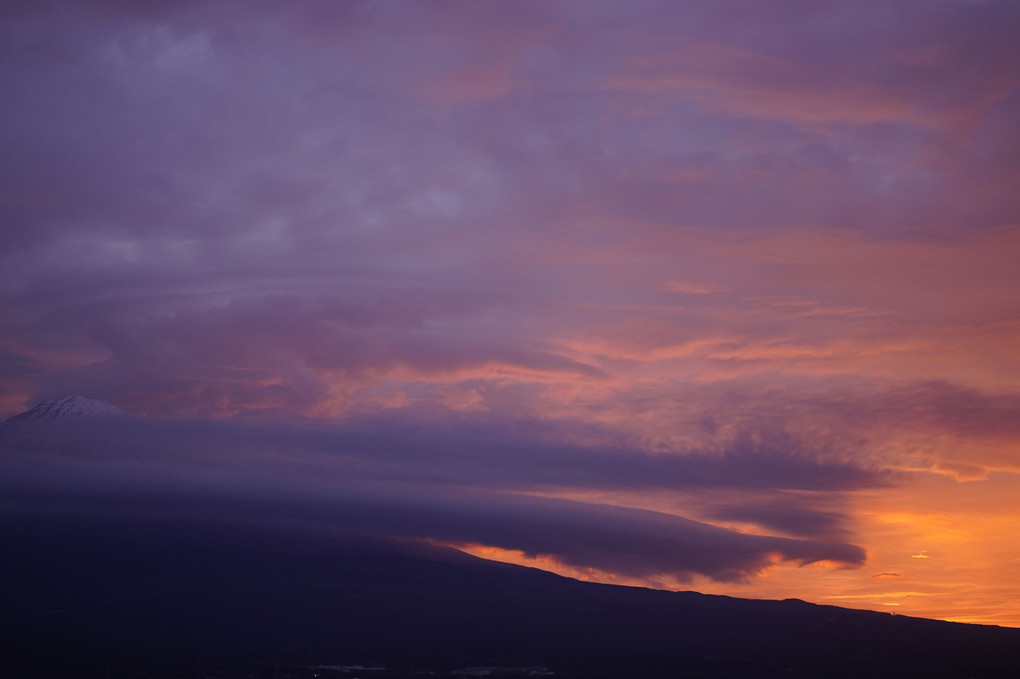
[7,394,130,423]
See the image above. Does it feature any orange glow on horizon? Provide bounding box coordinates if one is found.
[440,470,1020,629]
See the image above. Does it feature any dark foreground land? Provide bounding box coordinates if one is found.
[2,511,1019,679]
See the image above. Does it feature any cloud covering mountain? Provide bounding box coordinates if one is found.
[1,402,868,584]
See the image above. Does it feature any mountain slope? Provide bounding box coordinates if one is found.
[2,511,1018,679]
[4,395,129,423]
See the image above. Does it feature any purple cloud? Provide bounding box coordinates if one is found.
[0,436,866,584]
[1,0,1018,613]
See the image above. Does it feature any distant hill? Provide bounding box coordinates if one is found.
[2,511,1018,679]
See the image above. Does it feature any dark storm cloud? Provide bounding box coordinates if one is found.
[706,500,852,541]
[0,415,890,494]
[288,418,888,492]
[0,452,865,585]
[0,413,873,582]
[7,487,866,584]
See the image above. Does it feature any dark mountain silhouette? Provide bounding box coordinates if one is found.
[2,511,1019,679]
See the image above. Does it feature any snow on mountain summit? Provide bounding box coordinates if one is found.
[7,395,129,423]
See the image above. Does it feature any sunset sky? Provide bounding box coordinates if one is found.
[2,1,1019,626]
